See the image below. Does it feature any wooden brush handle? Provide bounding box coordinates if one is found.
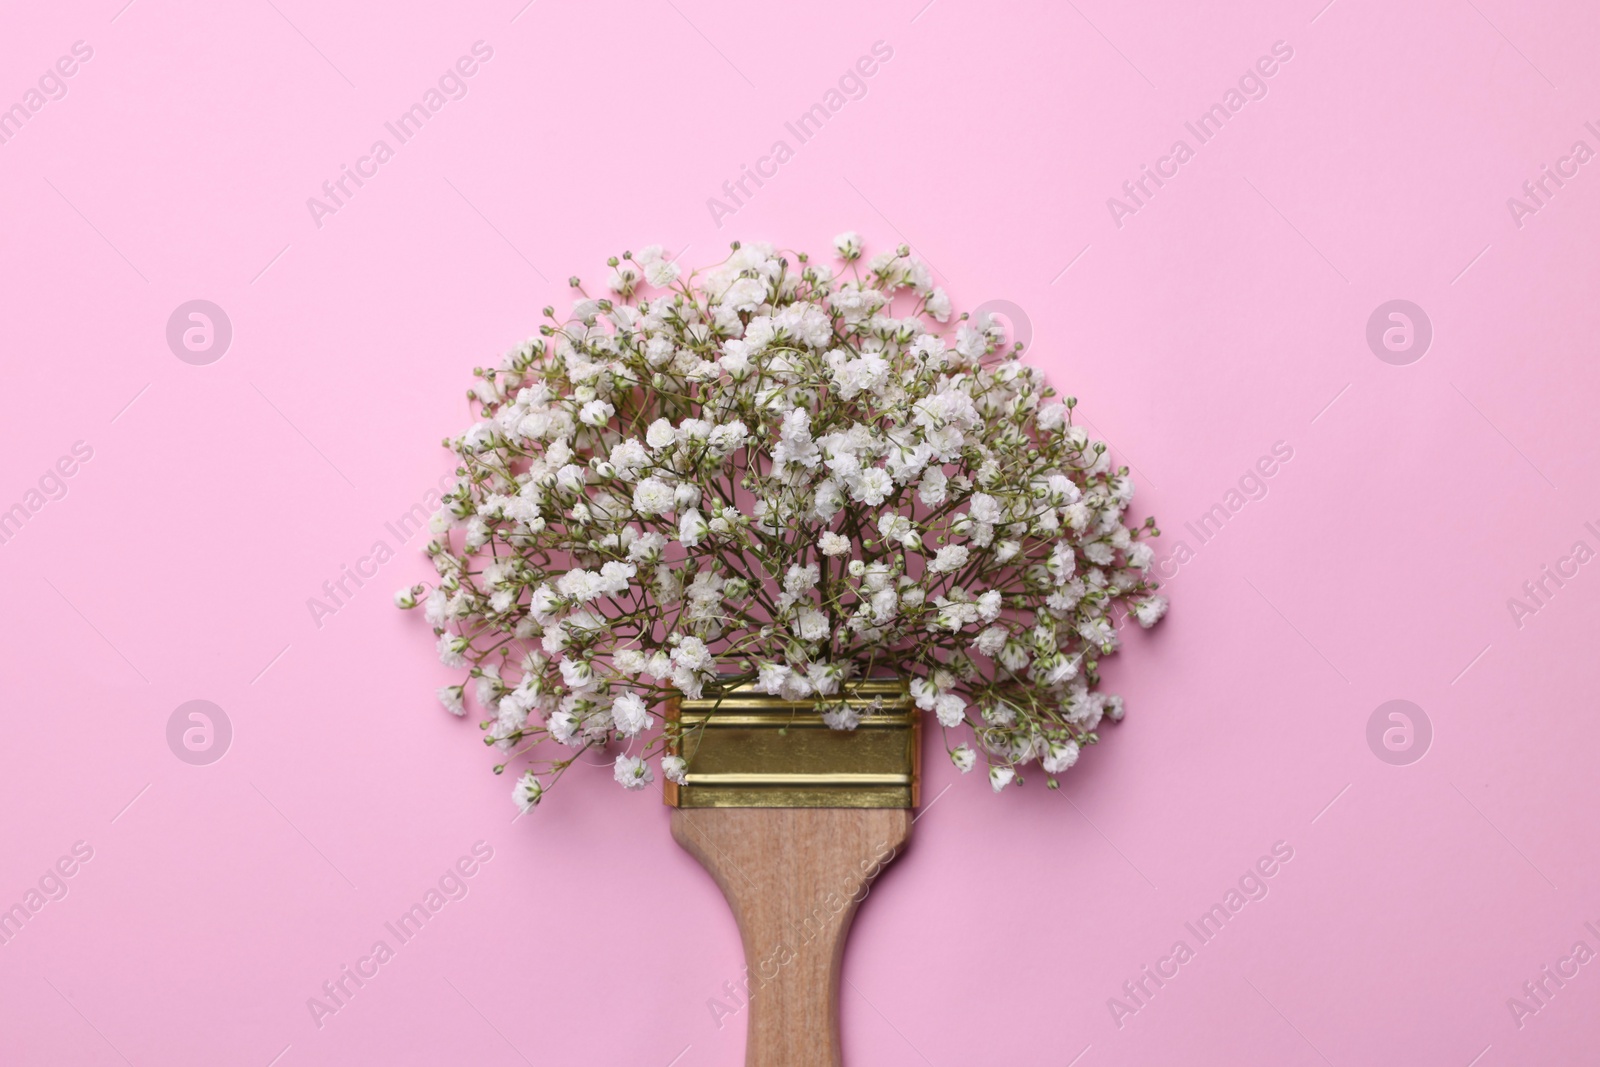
[671,807,912,1067]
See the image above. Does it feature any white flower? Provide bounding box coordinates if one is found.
[834,231,863,259]
[628,531,666,562]
[560,658,595,690]
[673,484,703,514]
[1078,617,1115,648]
[631,477,675,515]
[646,419,677,449]
[643,337,674,366]
[720,277,767,313]
[598,560,635,595]
[1039,653,1080,686]
[555,464,587,494]
[579,399,615,426]
[851,467,893,506]
[796,608,830,642]
[547,709,578,744]
[755,662,792,695]
[613,754,653,790]
[989,766,1016,792]
[784,563,820,595]
[877,513,920,549]
[1046,474,1081,505]
[423,589,449,626]
[557,569,600,601]
[830,352,890,400]
[662,755,688,785]
[612,691,651,737]
[1042,741,1080,774]
[811,480,844,520]
[806,661,845,696]
[644,651,671,678]
[437,633,469,668]
[514,772,543,812]
[984,701,1017,727]
[973,625,1009,656]
[969,493,1002,524]
[437,685,465,715]
[673,636,713,671]
[774,408,820,471]
[645,258,681,288]
[540,622,569,654]
[819,531,850,556]
[951,745,976,773]
[719,341,752,378]
[678,508,708,547]
[475,666,503,709]
[1134,595,1168,627]
[954,324,986,359]
[933,693,967,727]
[928,544,970,574]
[822,702,861,730]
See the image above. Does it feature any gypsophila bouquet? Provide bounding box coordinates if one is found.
[396,234,1167,812]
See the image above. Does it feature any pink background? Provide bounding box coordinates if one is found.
[3,0,1598,1063]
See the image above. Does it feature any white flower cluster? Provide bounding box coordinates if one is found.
[397,235,1167,810]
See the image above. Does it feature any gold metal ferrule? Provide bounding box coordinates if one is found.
[662,678,921,809]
